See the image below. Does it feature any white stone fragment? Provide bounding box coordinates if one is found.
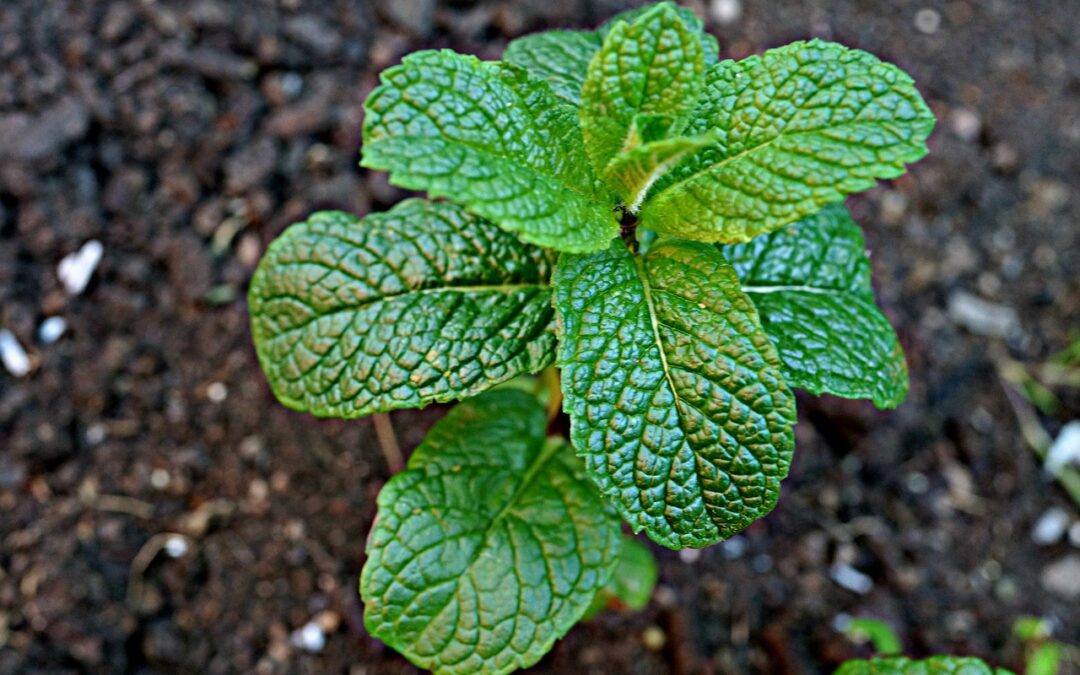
[1032,507,1070,546]
[164,535,189,558]
[0,329,31,377]
[947,290,1019,338]
[830,563,873,594]
[914,8,941,34]
[291,621,326,653]
[58,239,104,295]
[710,0,742,25]
[38,316,67,344]
[1046,421,1080,476]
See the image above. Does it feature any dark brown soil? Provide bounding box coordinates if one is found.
[1,1,1078,673]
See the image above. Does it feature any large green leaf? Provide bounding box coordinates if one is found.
[502,2,718,107]
[835,655,1012,675]
[249,200,557,418]
[722,204,908,408]
[361,50,618,253]
[580,3,706,177]
[640,39,935,243]
[554,239,796,549]
[361,390,622,675]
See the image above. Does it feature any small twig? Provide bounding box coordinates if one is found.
[372,412,404,474]
[90,494,155,520]
[127,532,194,610]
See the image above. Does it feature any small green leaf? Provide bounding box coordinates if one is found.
[580,3,706,176]
[583,536,659,619]
[554,239,796,549]
[504,3,718,107]
[362,50,618,253]
[722,204,908,408]
[249,200,557,418]
[641,39,935,243]
[503,31,601,106]
[834,655,1013,675]
[361,390,622,675]
[604,134,717,212]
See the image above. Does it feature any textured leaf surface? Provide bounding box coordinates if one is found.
[583,536,658,619]
[581,3,705,175]
[362,50,618,253]
[503,2,718,107]
[361,390,622,675]
[555,240,796,549]
[641,39,935,242]
[249,200,557,418]
[834,655,1011,675]
[723,204,908,408]
[604,134,716,212]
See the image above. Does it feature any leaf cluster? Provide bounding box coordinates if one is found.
[248,3,935,672]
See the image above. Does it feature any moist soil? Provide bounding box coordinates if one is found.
[1,1,1079,673]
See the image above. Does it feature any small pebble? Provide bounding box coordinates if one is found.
[1032,507,1071,546]
[950,108,981,142]
[721,535,747,560]
[1041,555,1080,600]
[1046,421,1080,476]
[914,8,941,34]
[830,563,874,594]
[679,548,701,563]
[38,316,67,344]
[710,0,742,25]
[291,621,326,653]
[58,240,104,295]
[151,468,170,490]
[85,423,107,446]
[0,329,31,377]
[164,535,189,558]
[207,382,228,403]
[641,625,666,651]
[947,291,1019,338]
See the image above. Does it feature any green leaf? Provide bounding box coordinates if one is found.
[503,31,601,106]
[583,536,658,619]
[640,39,935,243]
[503,2,718,108]
[722,204,908,408]
[249,200,557,418]
[361,390,622,675]
[604,133,717,212]
[554,239,796,549]
[580,3,706,176]
[361,50,618,253]
[834,655,1013,675]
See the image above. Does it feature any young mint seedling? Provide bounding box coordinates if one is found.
[249,3,935,672]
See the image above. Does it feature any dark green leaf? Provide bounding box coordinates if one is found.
[361,390,622,675]
[362,50,618,253]
[583,536,658,619]
[554,239,796,549]
[641,40,935,243]
[722,204,908,408]
[249,200,557,418]
[834,655,1013,675]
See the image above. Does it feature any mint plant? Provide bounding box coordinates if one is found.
[249,3,934,672]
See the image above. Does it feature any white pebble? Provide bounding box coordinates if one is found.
[947,290,1019,338]
[950,108,982,142]
[207,382,228,403]
[1032,507,1071,546]
[830,563,874,594]
[1046,421,1080,476]
[164,535,189,558]
[151,468,171,490]
[914,8,941,34]
[85,423,107,446]
[291,621,326,653]
[679,548,701,563]
[38,316,67,344]
[721,535,747,559]
[0,329,31,377]
[58,240,104,295]
[710,0,742,25]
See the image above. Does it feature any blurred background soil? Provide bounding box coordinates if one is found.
[1,0,1078,673]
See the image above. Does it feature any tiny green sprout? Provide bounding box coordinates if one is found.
[248,3,935,672]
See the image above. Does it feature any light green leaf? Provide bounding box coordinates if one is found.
[503,31,601,106]
[361,50,618,253]
[503,3,718,107]
[581,3,706,176]
[361,390,622,675]
[249,200,557,418]
[722,204,908,408]
[554,239,796,549]
[604,133,717,212]
[834,655,1013,675]
[640,39,935,243]
[583,536,658,619]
